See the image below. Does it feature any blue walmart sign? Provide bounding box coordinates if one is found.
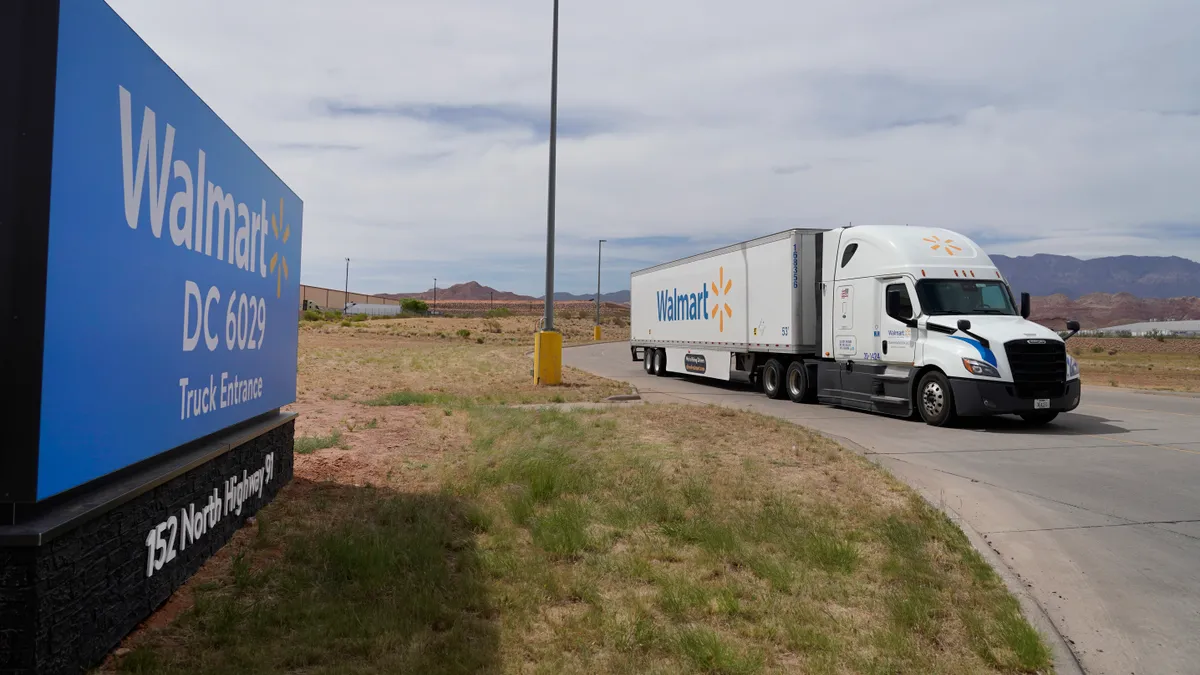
[34,0,303,499]
[656,285,711,322]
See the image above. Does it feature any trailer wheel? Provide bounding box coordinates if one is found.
[655,348,668,376]
[762,359,786,399]
[785,361,814,403]
[917,370,957,426]
[643,349,656,375]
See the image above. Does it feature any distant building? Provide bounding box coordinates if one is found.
[344,302,407,317]
[1083,320,1200,337]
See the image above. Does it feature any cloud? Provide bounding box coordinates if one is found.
[318,100,626,140]
[106,0,1200,296]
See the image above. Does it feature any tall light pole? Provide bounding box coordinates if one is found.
[594,239,606,338]
[534,0,563,385]
[344,258,350,312]
[543,0,560,333]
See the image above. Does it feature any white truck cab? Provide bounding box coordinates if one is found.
[630,225,1082,426]
[818,225,1081,425]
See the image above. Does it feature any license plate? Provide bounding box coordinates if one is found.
[1034,399,1050,409]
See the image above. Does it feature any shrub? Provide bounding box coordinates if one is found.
[457,329,472,339]
[302,309,323,322]
[476,337,485,344]
[484,319,503,334]
[322,310,342,321]
[1091,346,1104,353]
[340,320,352,328]
[350,313,369,322]
[401,298,429,314]
[485,307,513,318]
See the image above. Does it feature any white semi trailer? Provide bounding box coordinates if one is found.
[630,226,1082,426]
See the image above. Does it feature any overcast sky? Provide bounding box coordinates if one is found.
[107,0,1200,296]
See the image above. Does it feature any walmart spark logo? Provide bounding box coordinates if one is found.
[655,266,734,332]
[268,199,291,298]
[710,266,733,332]
[924,234,962,256]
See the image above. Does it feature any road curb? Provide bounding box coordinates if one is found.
[1082,384,1200,399]
[815,429,1085,675]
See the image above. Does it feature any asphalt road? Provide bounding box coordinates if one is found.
[566,342,1200,675]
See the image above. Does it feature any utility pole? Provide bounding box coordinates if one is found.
[542,0,560,334]
[490,290,494,310]
[592,239,604,338]
[344,258,350,313]
[595,239,606,338]
[534,0,563,384]
[433,277,437,312]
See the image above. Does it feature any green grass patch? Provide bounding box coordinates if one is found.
[293,429,345,455]
[363,390,458,407]
[674,627,764,675]
[121,404,1052,675]
[115,486,497,674]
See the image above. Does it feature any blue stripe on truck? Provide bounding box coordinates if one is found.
[949,335,998,367]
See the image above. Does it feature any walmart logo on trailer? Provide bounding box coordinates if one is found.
[655,267,735,332]
[656,285,711,322]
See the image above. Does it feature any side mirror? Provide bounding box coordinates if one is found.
[1020,292,1031,319]
[955,318,989,347]
[1063,319,1081,342]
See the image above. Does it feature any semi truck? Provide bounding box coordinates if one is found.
[629,226,1082,426]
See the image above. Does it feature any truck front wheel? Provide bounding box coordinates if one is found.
[763,359,786,399]
[917,371,957,426]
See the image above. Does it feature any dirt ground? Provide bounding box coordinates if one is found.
[306,313,632,345]
[1069,337,1200,392]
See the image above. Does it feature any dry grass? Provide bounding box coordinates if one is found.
[302,314,631,345]
[106,328,1051,675]
[295,331,629,406]
[1070,343,1200,392]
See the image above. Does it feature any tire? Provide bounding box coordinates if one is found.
[785,360,814,403]
[644,348,656,375]
[655,348,668,377]
[1019,412,1059,426]
[916,370,956,426]
[762,359,786,399]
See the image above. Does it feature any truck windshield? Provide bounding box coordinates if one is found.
[915,279,1017,316]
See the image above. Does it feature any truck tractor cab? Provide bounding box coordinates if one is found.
[820,225,1081,426]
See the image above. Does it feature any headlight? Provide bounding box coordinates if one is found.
[1067,354,1080,380]
[962,357,1001,378]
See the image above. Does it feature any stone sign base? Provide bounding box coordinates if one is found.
[0,412,295,674]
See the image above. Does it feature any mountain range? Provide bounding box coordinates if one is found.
[383,282,630,304]
[379,281,531,303]
[991,254,1200,299]
[382,255,1200,328]
[1027,293,1200,330]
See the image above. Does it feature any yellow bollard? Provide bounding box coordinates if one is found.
[594,325,602,341]
[533,330,562,385]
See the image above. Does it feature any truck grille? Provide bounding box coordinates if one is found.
[1004,339,1066,399]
